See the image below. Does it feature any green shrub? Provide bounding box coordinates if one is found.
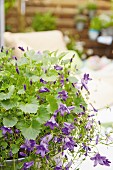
[32,12,57,31]
[86,2,97,10]
[5,0,15,13]
[90,16,102,31]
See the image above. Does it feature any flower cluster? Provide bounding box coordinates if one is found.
[0,48,112,169]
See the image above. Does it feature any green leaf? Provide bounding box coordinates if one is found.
[1,142,8,148]
[29,75,40,82]
[32,120,42,130]
[46,95,58,112]
[32,54,42,61]
[17,57,28,66]
[68,76,78,83]
[1,100,16,110]
[0,52,5,58]
[19,103,38,113]
[36,106,50,124]
[0,85,15,100]
[26,50,35,58]
[11,144,19,154]
[20,121,41,140]
[42,75,57,82]
[21,127,38,140]
[74,106,83,113]
[17,89,25,94]
[3,117,18,127]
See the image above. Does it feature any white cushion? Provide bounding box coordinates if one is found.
[4,30,67,52]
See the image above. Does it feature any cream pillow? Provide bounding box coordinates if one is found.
[4,32,32,58]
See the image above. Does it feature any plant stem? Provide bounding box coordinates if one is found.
[13,158,15,170]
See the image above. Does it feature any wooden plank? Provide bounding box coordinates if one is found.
[26,0,85,7]
[26,6,76,17]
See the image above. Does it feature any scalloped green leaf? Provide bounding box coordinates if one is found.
[68,76,78,83]
[36,106,50,124]
[17,89,25,94]
[42,75,57,82]
[21,127,39,140]
[1,100,16,110]
[17,57,28,66]
[11,144,19,154]
[19,103,38,113]
[20,121,41,140]
[29,75,40,82]
[3,117,18,127]
[0,85,15,100]
[46,95,58,112]
[26,50,35,58]
[32,54,42,61]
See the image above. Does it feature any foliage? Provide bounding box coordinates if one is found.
[89,16,102,31]
[66,36,85,59]
[32,12,57,31]
[99,14,113,29]
[0,48,112,169]
[5,0,15,14]
[86,2,97,10]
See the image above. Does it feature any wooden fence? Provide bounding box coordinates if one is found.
[5,0,113,58]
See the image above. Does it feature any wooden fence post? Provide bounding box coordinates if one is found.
[18,0,26,32]
[0,0,4,47]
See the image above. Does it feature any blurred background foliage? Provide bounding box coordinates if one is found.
[5,0,16,13]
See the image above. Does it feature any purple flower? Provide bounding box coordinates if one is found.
[54,65,63,71]
[54,103,75,116]
[63,137,76,151]
[70,58,73,63]
[23,84,26,91]
[19,152,27,157]
[85,120,93,130]
[18,46,25,51]
[54,136,62,143]
[54,154,63,170]
[36,142,49,157]
[39,87,50,93]
[36,95,40,100]
[60,75,64,86]
[23,161,34,169]
[58,90,68,101]
[9,150,13,157]
[45,116,59,130]
[96,134,99,145]
[80,104,86,112]
[62,122,75,135]
[40,78,47,84]
[90,103,98,112]
[6,50,8,55]
[1,126,13,135]
[16,67,19,74]
[12,56,17,60]
[41,134,53,144]
[14,128,20,133]
[81,73,92,91]
[90,153,111,167]
[54,166,62,170]
[65,160,72,170]
[20,139,36,152]
[83,144,91,156]
[30,79,32,85]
